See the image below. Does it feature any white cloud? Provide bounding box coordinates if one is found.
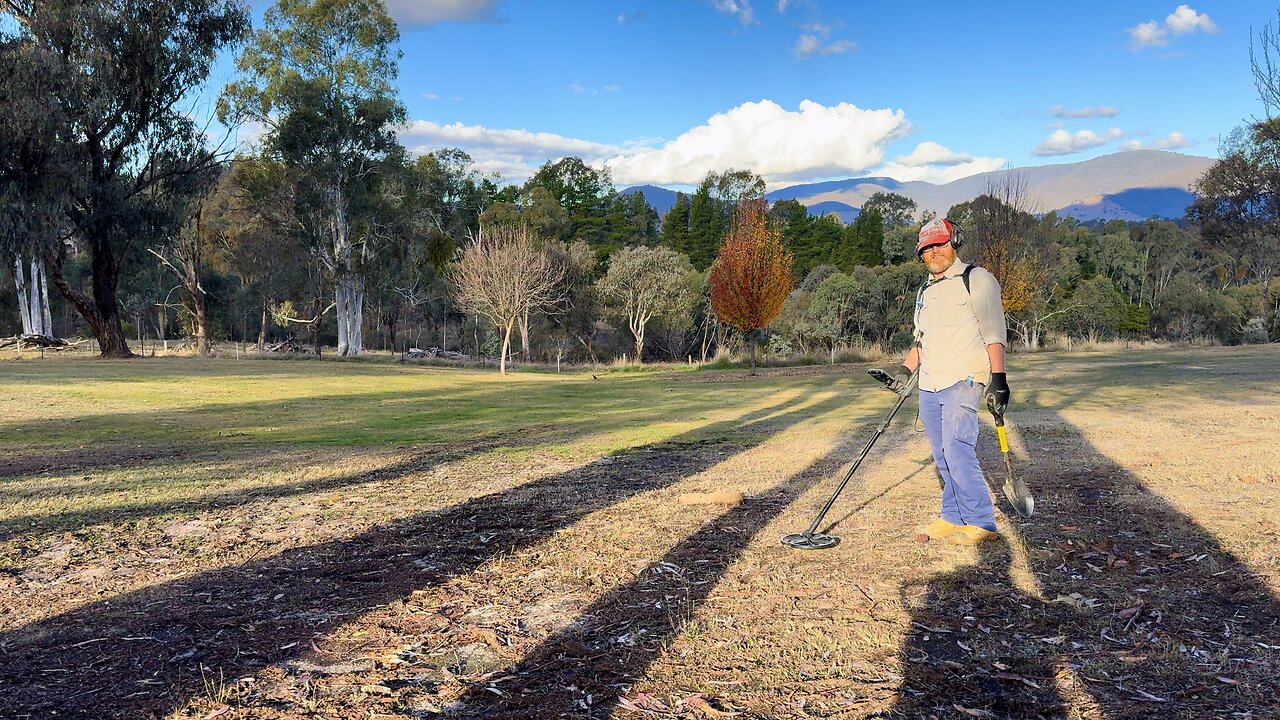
[1165,5,1217,34]
[1127,5,1217,52]
[604,99,912,186]
[569,82,621,96]
[894,141,973,167]
[1123,131,1193,151]
[712,0,755,26]
[877,157,1007,185]
[794,34,857,58]
[1153,131,1193,149]
[401,100,1002,187]
[1033,127,1126,156]
[1048,104,1119,119]
[877,142,1003,183]
[617,10,645,24]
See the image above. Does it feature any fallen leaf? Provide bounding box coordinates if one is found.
[952,703,994,717]
[1215,676,1239,686]
[1117,604,1143,620]
[617,693,672,713]
[682,694,740,717]
[561,639,598,657]
[360,684,393,696]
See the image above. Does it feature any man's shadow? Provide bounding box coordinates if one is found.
[887,404,1280,719]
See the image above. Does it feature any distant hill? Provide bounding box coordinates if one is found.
[806,201,860,223]
[619,150,1214,223]
[618,184,679,216]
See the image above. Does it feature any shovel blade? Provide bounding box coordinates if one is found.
[1003,474,1035,518]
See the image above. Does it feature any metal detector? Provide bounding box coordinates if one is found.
[781,368,918,550]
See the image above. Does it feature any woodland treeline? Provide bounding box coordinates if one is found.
[2,0,1278,364]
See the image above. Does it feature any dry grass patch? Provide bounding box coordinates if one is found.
[0,346,1277,719]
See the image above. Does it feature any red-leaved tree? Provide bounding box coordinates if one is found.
[709,199,795,373]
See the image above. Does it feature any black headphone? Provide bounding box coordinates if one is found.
[943,218,964,250]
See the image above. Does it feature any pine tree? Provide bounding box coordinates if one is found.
[661,192,691,251]
[687,183,725,270]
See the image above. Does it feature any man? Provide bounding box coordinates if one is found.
[892,218,1010,545]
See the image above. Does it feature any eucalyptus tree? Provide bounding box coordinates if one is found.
[221,0,406,356]
[0,0,249,356]
[597,246,698,362]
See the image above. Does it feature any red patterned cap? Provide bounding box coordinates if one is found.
[916,218,954,256]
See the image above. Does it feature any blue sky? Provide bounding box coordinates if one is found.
[226,1,1269,190]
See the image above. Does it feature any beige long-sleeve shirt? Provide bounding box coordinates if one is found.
[913,261,1007,392]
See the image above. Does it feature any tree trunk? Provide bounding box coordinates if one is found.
[334,273,364,356]
[747,332,757,375]
[335,280,349,355]
[519,309,530,361]
[312,295,322,356]
[350,278,364,354]
[44,239,132,357]
[258,296,268,352]
[15,256,32,335]
[499,318,514,375]
[193,287,209,356]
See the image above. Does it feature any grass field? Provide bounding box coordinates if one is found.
[1,346,1278,719]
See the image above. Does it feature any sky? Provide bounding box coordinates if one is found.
[222,1,1273,191]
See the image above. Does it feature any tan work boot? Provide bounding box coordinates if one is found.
[943,525,999,545]
[914,517,961,542]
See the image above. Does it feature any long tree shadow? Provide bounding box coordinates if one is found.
[443,404,902,718]
[886,402,1280,719]
[0,389,850,719]
[0,376,785,479]
[0,377,843,542]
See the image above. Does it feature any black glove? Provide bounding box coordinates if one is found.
[892,364,914,396]
[985,372,1010,416]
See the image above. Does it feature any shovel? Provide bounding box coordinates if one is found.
[988,396,1034,517]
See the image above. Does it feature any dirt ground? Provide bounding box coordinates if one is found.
[1,345,1278,719]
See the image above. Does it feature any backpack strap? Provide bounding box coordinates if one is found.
[918,263,978,299]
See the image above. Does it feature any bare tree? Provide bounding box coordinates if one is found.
[451,224,565,374]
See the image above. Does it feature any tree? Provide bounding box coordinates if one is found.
[661,192,691,250]
[862,191,917,229]
[1053,276,1126,343]
[836,207,885,269]
[147,167,224,355]
[686,180,724,270]
[451,224,565,374]
[0,0,249,357]
[526,157,612,244]
[1190,120,1280,340]
[222,0,406,356]
[546,239,600,362]
[709,200,795,372]
[709,168,766,209]
[206,156,310,352]
[597,246,697,362]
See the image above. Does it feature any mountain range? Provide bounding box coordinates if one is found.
[621,149,1216,224]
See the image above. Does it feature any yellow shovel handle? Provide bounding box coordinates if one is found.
[996,424,1010,454]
